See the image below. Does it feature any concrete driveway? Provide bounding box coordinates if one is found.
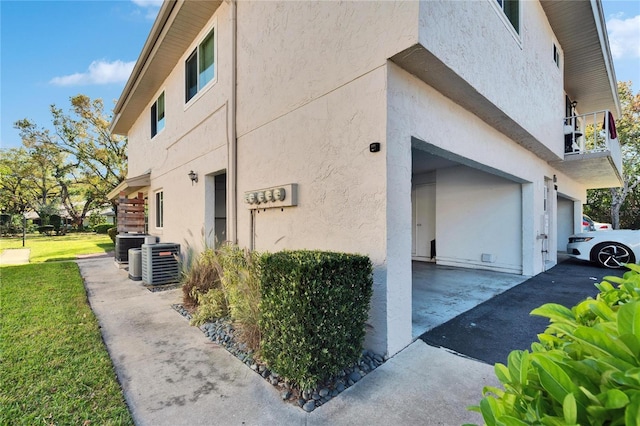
[419,257,627,365]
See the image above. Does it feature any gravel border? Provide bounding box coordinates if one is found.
[171,304,386,412]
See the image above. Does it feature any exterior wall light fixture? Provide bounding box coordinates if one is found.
[188,170,198,185]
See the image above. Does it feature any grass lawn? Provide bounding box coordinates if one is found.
[0,233,113,263]
[0,262,133,425]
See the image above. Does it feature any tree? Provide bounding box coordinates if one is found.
[0,147,37,216]
[585,81,640,229]
[14,95,127,228]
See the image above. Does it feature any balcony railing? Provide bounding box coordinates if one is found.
[564,110,618,156]
[558,109,623,188]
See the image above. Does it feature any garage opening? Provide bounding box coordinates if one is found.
[411,139,527,338]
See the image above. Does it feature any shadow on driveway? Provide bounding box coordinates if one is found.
[419,258,627,366]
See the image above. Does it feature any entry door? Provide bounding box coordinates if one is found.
[412,184,436,259]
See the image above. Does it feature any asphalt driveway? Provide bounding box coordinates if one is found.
[419,258,628,365]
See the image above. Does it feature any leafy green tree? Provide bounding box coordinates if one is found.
[14,95,127,229]
[0,147,36,216]
[585,81,640,229]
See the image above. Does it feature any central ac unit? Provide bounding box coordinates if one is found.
[141,243,180,285]
[116,234,157,262]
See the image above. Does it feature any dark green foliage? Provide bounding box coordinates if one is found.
[37,225,54,235]
[470,264,640,425]
[93,223,112,234]
[49,214,61,231]
[107,227,117,244]
[259,250,373,390]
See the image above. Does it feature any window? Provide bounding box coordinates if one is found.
[496,0,519,33]
[185,27,216,102]
[155,191,163,228]
[553,43,560,68]
[151,92,165,138]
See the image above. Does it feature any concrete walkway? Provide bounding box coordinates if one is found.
[78,256,495,426]
[0,248,30,265]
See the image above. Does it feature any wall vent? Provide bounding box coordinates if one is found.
[141,243,180,285]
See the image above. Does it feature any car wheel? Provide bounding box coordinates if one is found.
[592,243,636,269]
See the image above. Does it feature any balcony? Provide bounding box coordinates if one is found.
[552,110,623,189]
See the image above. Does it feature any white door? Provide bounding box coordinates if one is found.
[412,184,436,259]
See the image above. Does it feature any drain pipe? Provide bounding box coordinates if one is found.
[227,0,238,244]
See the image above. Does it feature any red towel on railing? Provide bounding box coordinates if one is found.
[604,111,618,140]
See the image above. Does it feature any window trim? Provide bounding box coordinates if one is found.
[154,190,164,229]
[489,0,522,45]
[151,91,165,138]
[185,21,217,105]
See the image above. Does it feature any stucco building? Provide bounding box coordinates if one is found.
[109,0,622,356]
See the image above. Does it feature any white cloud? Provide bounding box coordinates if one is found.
[131,0,162,19]
[50,60,135,86]
[607,15,640,59]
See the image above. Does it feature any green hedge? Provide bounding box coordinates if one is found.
[471,264,640,425]
[93,224,113,234]
[107,227,117,244]
[259,250,373,390]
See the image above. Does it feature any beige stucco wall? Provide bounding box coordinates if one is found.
[118,0,595,357]
[125,4,232,250]
[418,0,565,157]
[387,63,587,278]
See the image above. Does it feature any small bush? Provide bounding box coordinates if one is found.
[93,224,112,234]
[259,250,373,390]
[107,227,117,244]
[470,263,640,425]
[37,225,54,235]
[182,249,223,312]
[184,245,261,350]
[50,214,62,233]
[216,245,262,351]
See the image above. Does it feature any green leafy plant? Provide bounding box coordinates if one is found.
[210,244,262,350]
[107,227,117,244]
[469,263,640,425]
[185,245,262,350]
[181,248,224,312]
[259,250,373,390]
[93,223,112,234]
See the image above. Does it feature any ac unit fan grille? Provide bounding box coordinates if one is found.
[141,243,180,285]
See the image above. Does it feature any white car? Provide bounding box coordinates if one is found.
[567,230,640,269]
[583,214,612,231]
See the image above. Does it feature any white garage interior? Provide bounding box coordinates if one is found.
[410,141,533,338]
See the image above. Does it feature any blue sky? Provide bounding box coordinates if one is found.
[1,0,639,150]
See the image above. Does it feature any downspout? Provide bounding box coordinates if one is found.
[228,0,238,244]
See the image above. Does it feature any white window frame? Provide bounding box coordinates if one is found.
[151,91,165,138]
[489,0,521,44]
[185,21,217,106]
[155,190,164,229]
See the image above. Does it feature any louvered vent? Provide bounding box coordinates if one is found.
[141,243,180,285]
[115,235,147,262]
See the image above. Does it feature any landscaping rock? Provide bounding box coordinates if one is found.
[303,401,316,412]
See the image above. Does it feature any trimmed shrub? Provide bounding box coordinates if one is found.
[50,214,62,233]
[107,227,117,244]
[259,250,373,390]
[470,263,640,425]
[37,225,54,236]
[93,223,112,234]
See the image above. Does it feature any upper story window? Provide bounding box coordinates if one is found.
[151,92,165,138]
[496,0,519,34]
[185,26,216,103]
[553,43,561,68]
